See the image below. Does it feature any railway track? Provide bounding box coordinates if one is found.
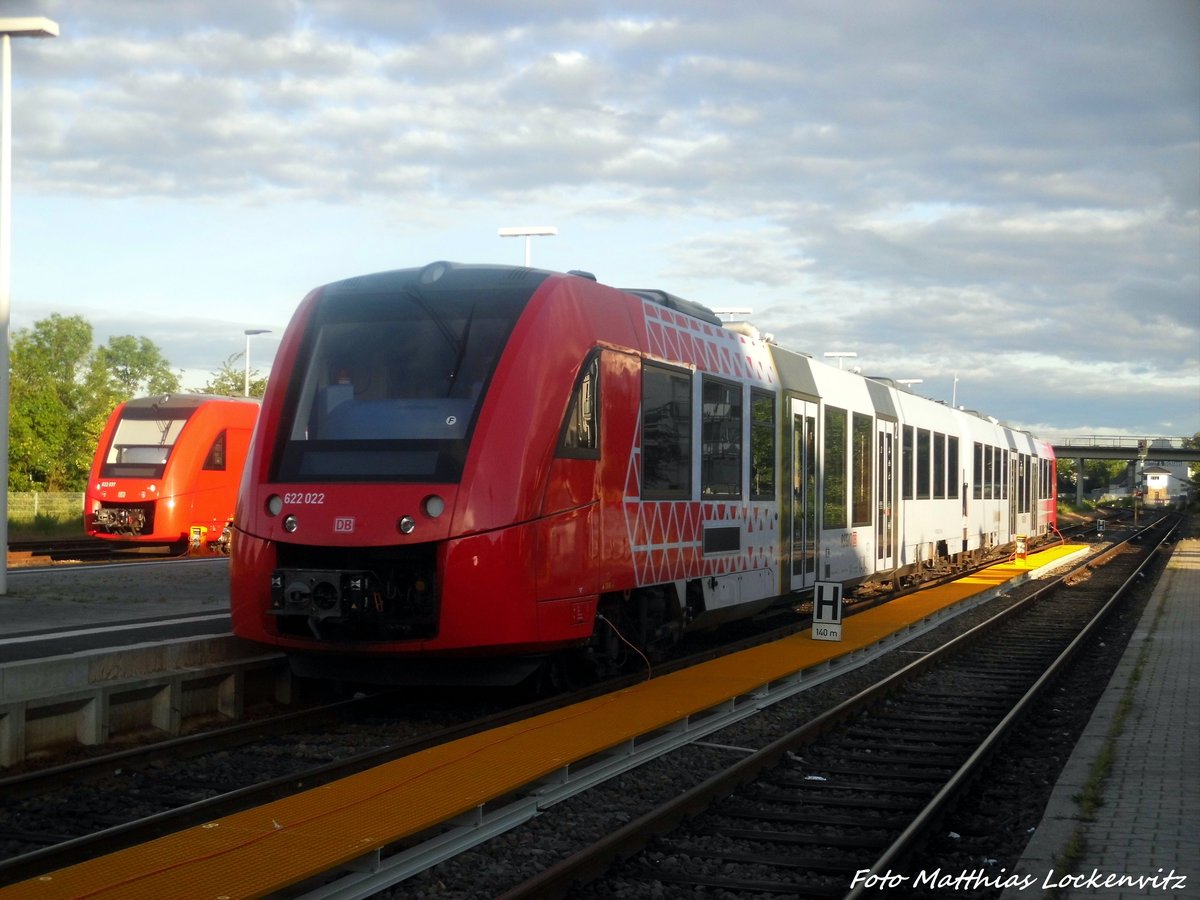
[0,604,842,884]
[7,538,113,564]
[0,686,528,885]
[498,515,1178,899]
[6,538,189,566]
[0,519,1150,896]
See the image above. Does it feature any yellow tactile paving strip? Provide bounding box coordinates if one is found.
[2,543,1086,899]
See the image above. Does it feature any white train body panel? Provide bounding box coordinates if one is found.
[766,342,1055,596]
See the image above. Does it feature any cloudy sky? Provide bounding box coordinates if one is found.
[6,0,1198,440]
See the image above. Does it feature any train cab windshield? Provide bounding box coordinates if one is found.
[100,405,196,479]
[274,279,532,483]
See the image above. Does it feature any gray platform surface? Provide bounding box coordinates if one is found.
[1002,533,1199,899]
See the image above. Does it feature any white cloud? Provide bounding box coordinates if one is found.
[6,0,1198,437]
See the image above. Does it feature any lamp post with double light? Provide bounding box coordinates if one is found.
[498,225,557,266]
[823,351,857,370]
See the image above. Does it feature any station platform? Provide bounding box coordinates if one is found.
[0,542,1088,900]
[1003,534,1199,899]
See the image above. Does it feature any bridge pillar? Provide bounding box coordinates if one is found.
[1076,457,1085,506]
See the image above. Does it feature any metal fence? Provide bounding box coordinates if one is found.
[7,492,85,521]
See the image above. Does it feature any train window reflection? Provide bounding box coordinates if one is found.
[292,314,505,444]
[101,408,195,478]
[275,283,527,483]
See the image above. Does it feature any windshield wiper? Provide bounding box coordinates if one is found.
[403,287,461,357]
[446,305,475,395]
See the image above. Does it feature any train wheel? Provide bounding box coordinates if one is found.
[533,649,597,696]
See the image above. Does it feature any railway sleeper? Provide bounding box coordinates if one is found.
[767,775,933,797]
[697,824,892,849]
[845,727,984,745]
[857,715,993,733]
[743,787,925,812]
[716,804,913,830]
[626,864,845,897]
[655,843,858,873]
[807,752,960,770]
[827,739,970,758]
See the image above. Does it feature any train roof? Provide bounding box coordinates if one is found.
[121,393,262,409]
[620,288,723,327]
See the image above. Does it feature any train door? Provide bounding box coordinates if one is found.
[876,420,896,570]
[789,398,818,592]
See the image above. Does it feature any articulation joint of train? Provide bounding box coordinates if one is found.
[229,262,1057,685]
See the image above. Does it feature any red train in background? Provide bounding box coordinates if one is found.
[230,262,1056,685]
[86,394,260,553]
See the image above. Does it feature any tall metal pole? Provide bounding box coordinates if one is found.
[243,329,270,397]
[823,351,857,370]
[0,17,59,595]
[498,226,557,266]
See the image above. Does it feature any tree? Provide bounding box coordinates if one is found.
[195,352,268,398]
[1082,458,1129,494]
[9,314,182,491]
[1185,432,1200,488]
[10,314,95,490]
[92,335,180,397]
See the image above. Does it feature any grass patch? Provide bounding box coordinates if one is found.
[8,513,85,541]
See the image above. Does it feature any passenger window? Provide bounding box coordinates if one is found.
[851,413,872,526]
[749,389,775,500]
[934,432,946,499]
[984,445,994,499]
[916,429,931,499]
[947,436,959,499]
[823,406,847,528]
[701,376,742,498]
[903,426,915,500]
[557,354,600,459]
[974,441,984,500]
[203,430,227,471]
[641,363,692,499]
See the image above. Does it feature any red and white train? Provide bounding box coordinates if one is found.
[86,394,260,553]
[230,262,1056,683]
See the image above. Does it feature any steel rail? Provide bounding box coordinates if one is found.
[0,518,1144,896]
[496,516,1173,899]
[843,514,1179,898]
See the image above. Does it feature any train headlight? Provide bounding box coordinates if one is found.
[266,494,283,516]
[398,515,416,535]
[422,494,445,518]
[283,515,299,533]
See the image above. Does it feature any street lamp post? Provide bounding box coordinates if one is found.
[1,16,58,596]
[823,351,857,370]
[243,329,270,397]
[498,226,557,266]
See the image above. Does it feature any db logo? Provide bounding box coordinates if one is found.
[334,517,355,533]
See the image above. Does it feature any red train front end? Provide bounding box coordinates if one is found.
[86,394,259,552]
[230,262,621,682]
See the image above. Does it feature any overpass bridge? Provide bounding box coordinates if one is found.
[1051,435,1199,463]
[1051,436,1197,505]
